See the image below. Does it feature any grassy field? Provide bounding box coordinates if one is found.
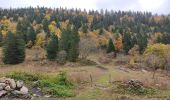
[1,48,170,100]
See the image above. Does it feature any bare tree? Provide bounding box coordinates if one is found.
[79,38,96,59]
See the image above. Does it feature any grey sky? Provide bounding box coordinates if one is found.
[0,0,169,14]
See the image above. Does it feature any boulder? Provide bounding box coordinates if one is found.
[0,90,7,97]
[4,85,12,91]
[0,83,6,90]
[0,86,3,91]
[20,86,28,95]
[16,81,23,89]
[6,79,16,89]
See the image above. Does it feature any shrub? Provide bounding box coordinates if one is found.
[37,71,74,97]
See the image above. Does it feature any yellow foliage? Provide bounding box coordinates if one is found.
[35,33,46,47]
[144,43,168,57]
[61,20,69,29]
[55,28,61,38]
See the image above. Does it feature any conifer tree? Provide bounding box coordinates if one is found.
[26,26,36,43]
[137,33,148,54]
[123,32,133,54]
[107,38,115,53]
[46,33,59,60]
[3,32,25,64]
[60,26,79,62]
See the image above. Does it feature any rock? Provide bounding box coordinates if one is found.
[44,95,51,98]
[16,80,23,89]
[4,85,12,91]
[6,79,16,89]
[20,86,28,95]
[12,90,21,95]
[0,83,6,88]
[0,86,3,91]
[0,83,6,91]
[0,90,7,97]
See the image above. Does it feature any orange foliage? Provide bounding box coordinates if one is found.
[115,36,123,51]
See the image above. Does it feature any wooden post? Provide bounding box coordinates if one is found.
[90,74,93,87]
[109,74,111,83]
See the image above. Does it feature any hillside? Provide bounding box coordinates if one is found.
[0,7,170,99]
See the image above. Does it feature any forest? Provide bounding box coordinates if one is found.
[0,7,170,99]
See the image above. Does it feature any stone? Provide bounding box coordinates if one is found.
[4,85,12,91]
[12,90,21,95]
[20,86,28,95]
[0,90,7,97]
[0,83,6,88]
[16,80,23,89]
[0,86,3,91]
[6,79,16,89]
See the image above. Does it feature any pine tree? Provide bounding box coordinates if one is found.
[123,32,133,55]
[3,32,25,64]
[26,26,36,43]
[46,33,59,60]
[0,31,2,42]
[107,38,115,53]
[60,26,79,62]
[137,33,148,54]
[0,32,3,46]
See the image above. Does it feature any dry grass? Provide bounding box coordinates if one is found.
[1,48,170,99]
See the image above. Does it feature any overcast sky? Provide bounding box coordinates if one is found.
[0,0,169,14]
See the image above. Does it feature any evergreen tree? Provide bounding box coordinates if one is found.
[137,33,148,54]
[0,31,2,42]
[60,26,79,62]
[3,32,25,64]
[26,26,36,43]
[46,33,59,60]
[106,38,115,53]
[123,32,133,54]
[42,18,50,34]
[0,32,3,46]
[16,19,30,43]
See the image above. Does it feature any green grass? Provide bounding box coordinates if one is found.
[37,71,75,97]
[5,71,75,97]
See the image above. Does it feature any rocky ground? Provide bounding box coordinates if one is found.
[0,77,30,99]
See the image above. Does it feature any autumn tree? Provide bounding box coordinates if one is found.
[144,43,168,79]
[2,32,25,64]
[79,37,95,59]
[46,33,59,60]
[115,35,123,52]
[107,38,115,53]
